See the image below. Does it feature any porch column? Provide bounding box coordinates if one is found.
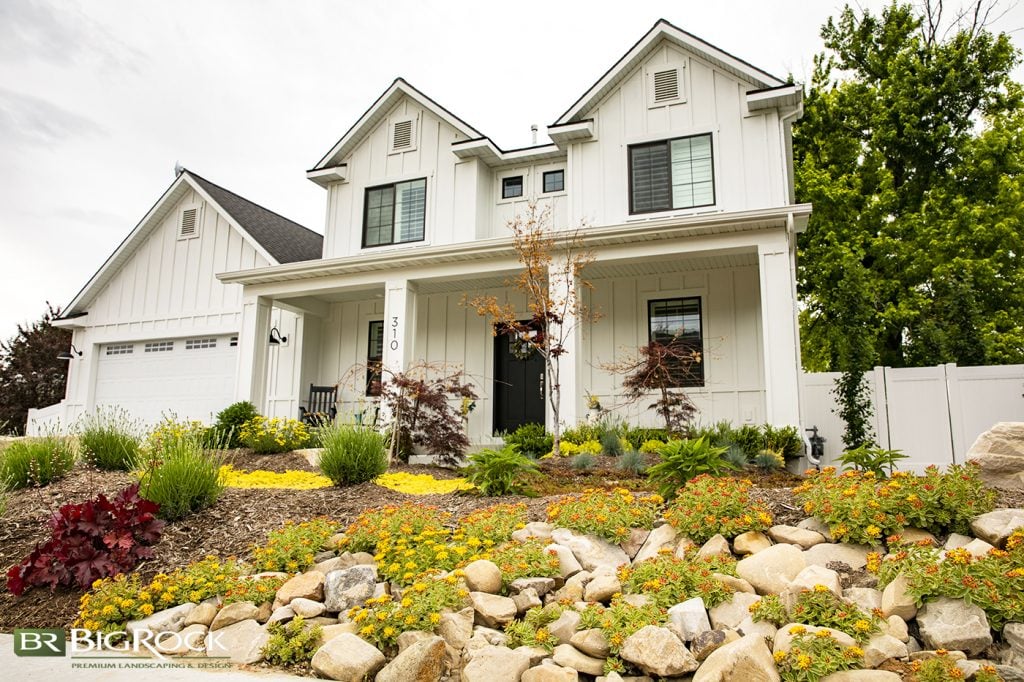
[379,279,417,422]
[235,294,273,413]
[758,242,802,426]
[547,264,581,430]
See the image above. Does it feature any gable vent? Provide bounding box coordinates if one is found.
[653,69,679,102]
[392,119,413,150]
[179,207,199,238]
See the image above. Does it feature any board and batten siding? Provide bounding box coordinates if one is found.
[569,41,784,228]
[583,265,766,427]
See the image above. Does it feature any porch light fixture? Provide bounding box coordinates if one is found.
[268,327,288,345]
[57,344,83,360]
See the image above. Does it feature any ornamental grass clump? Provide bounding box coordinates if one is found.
[749,587,882,643]
[78,408,143,471]
[346,575,469,650]
[239,416,310,454]
[773,627,864,682]
[663,475,773,543]
[251,517,339,572]
[546,488,663,543]
[137,430,225,520]
[794,463,996,545]
[0,433,76,489]
[317,423,387,485]
[618,550,736,609]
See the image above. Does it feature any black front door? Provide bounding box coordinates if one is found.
[493,329,546,434]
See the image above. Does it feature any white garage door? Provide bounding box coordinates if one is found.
[94,335,238,426]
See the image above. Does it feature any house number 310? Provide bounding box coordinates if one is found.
[389,316,399,351]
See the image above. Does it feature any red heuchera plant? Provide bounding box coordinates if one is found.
[7,483,164,595]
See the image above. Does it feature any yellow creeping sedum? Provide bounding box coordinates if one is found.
[218,465,332,489]
[374,471,474,495]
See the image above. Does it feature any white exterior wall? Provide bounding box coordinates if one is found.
[568,43,785,228]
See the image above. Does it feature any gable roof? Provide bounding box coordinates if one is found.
[59,170,322,317]
[553,18,787,125]
[311,78,484,171]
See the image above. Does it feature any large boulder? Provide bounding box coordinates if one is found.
[277,571,325,604]
[916,597,993,656]
[323,565,376,612]
[967,422,1024,489]
[310,633,386,680]
[970,509,1024,548]
[210,601,260,630]
[462,645,532,682]
[633,524,679,563]
[619,625,698,677]
[550,529,629,572]
[668,597,711,641]
[125,602,196,636]
[376,635,446,682]
[693,633,781,682]
[552,643,606,676]
[736,543,806,595]
[464,560,503,594]
[206,619,269,664]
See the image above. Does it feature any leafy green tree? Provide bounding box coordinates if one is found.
[0,304,72,434]
[796,1,1023,372]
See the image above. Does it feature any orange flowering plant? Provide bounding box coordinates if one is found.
[773,629,864,682]
[251,517,339,572]
[546,488,663,543]
[663,475,773,543]
[618,550,736,609]
[346,574,469,650]
[749,586,882,643]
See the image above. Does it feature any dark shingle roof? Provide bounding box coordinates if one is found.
[187,171,323,264]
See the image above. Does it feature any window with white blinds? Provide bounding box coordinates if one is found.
[629,134,715,214]
[363,178,426,247]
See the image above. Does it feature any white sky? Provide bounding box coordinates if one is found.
[0,0,1021,339]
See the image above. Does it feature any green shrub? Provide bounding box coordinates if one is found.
[465,445,538,496]
[0,434,76,488]
[317,424,387,485]
[617,450,646,475]
[731,424,764,458]
[763,424,803,459]
[646,437,736,499]
[561,422,603,444]
[503,423,552,459]
[571,453,596,470]
[213,401,259,449]
[239,416,310,454]
[623,426,670,450]
[754,449,785,471]
[137,431,225,520]
[78,408,142,471]
[262,616,322,666]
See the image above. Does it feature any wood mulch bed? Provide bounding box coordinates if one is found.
[3,450,1022,636]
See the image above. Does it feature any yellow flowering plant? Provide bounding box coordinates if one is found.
[749,588,881,643]
[774,630,863,682]
[262,616,323,666]
[239,416,310,454]
[220,464,332,489]
[484,540,562,589]
[546,488,663,543]
[543,440,602,458]
[618,550,736,609]
[374,471,474,495]
[346,576,469,650]
[374,526,470,585]
[251,518,339,573]
[638,439,666,454]
[339,504,450,554]
[663,475,773,543]
[504,604,564,652]
[458,503,528,544]
[577,599,666,674]
[145,417,211,452]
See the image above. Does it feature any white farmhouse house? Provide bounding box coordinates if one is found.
[33,19,810,443]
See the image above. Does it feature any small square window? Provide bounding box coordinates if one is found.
[185,338,217,350]
[144,341,174,353]
[502,176,524,199]
[543,170,564,193]
[105,343,133,356]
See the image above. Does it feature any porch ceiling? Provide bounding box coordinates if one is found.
[586,249,759,279]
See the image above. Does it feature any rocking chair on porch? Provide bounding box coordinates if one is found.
[298,384,338,425]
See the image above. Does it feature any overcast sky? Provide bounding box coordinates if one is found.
[1,0,1022,339]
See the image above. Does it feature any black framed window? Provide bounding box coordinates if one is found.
[363,178,426,247]
[648,297,704,387]
[502,176,524,199]
[542,170,564,193]
[629,133,714,214]
[366,320,384,396]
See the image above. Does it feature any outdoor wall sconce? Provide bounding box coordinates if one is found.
[57,344,83,360]
[268,327,288,345]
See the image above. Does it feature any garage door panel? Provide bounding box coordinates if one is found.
[95,336,237,426]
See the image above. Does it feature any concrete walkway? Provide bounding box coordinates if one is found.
[0,634,304,681]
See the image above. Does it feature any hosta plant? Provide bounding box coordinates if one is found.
[663,475,773,544]
[464,444,538,496]
[646,436,736,499]
[546,488,663,543]
[7,484,164,595]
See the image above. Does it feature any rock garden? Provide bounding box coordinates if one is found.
[3,405,1024,681]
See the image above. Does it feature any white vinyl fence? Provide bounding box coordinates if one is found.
[800,364,1024,472]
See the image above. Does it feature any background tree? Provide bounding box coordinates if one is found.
[796,0,1023,372]
[0,304,72,434]
[467,203,597,458]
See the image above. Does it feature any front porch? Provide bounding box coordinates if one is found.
[223,211,804,445]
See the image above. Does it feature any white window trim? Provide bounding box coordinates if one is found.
[537,165,567,198]
[388,114,418,154]
[496,168,531,205]
[104,343,134,356]
[645,60,688,108]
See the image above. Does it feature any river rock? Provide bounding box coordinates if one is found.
[769,525,826,549]
[734,531,773,556]
[126,602,196,636]
[464,560,503,594]
[880,575,917,621]
[916,597,993,655]
[803,543,871,571]
[967,422,1024,490]
[693,632,780,682]
[697,534,733,559]
[289,597,326,619]
[311,632,385,680]
[737,543,805,595]
[277,571,325,604]
[619,625,698,677]
[323,565,375,612]
[210,601,259,631]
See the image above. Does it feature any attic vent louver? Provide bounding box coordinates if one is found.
[179,207,199,238]
[392,119,413,150]
[653,69,679,102]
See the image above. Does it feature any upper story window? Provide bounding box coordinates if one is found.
[502,176,524,199]
[648,296,704,387]
[363,178,427,248]
[629,133,714,214]
[542,170,564,193]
